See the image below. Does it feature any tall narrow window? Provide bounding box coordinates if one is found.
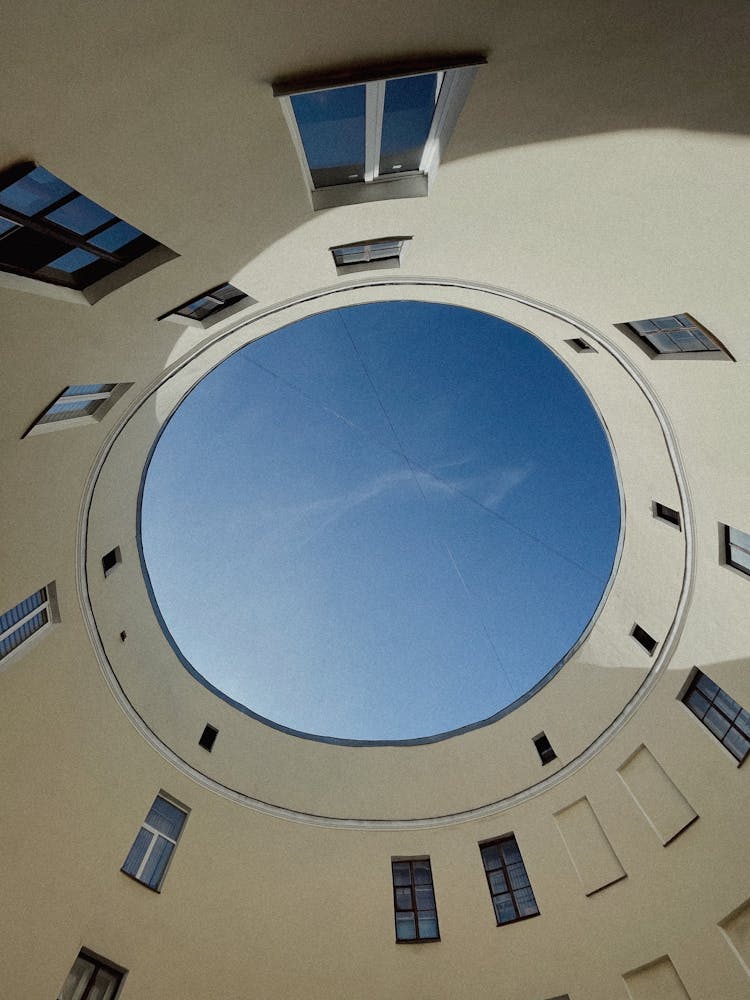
[121,793,188,891]
[391,858,440,942]
[57,950,124,1000]
[480,835,540,925]
[275,57,484,209]
[0,584,57,662]
[724,524,750,577]
[23,383,131,436]
[682,671,750,764]
[631,623,657,655]
[0,162,173,295]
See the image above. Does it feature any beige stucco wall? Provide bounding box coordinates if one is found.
[1,2,749,998]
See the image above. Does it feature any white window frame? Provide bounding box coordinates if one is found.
[274,56,484,210]
[23,382,132,437]
[330,236,411,275]
[123,792,188,892]
[0,582,58,671]
[724,524,750,578]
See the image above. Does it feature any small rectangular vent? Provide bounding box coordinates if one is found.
[199,724,219,752]
[632,624,657,656]
[566,337,596,353]
[533,731,557,764]
[654,502,681,528]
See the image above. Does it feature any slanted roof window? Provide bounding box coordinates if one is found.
[23,383,131,436]
[274,57,484,210]
[0,162,170,295]
[159,282,253,329]
[331,236,410,273]
[621,313,732,358]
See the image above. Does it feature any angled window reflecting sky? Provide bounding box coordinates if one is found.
[141,302,620,741]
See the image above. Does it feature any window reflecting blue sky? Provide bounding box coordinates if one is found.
[141,302,620,741]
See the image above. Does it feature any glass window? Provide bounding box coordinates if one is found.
[167,282,248,323]
[0,161,163,291]
[276,59,483,206]
[331,237,408,269]
[57,950,124,1000]
[725,524,750,576]
[391,858,440,941]
[33,384,117,428]
[626,314,723,355]
[121,793,188,890]
[0,586,53,661]
[682,670,750,764]
[480,835,540,925]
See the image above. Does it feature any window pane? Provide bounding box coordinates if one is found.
[417,912,438,939]
[630,319,656,333]
[644,332,681,354]
[500,839,522,866]
[714,687,741,720]
[494,893,517,924]
[379,73,439,175]
[392,861,412,886]
[481,843,501,871]
[395,911,416,940]
[669,328,707,351]
[0,215,18,236]
[46,195,115,236]
[47,248,99,273]
[0,165,73,215]
[728,543,750,574]
[63,384,114,396]
[723,726,750,763]
[704,706,731,740]
[0,589,46,634]
[89,220,142,251]
[58,954,95,1000]
[696,673,719,700]
[414,885,435,910]
[489,870,507,895]
[735,709,750,740]
[178,296,221,321]
[514,885,539,917]
[686,688,710,718]
[291,84,366,187]
[0,610,48,658]
[88,967,121,1000]
[654,316,678,330]
[728,526,750,551]
[506,861,530,891]
[122,825,152,878]
[146,796,186,839]
[212,283,245,304]
[412,861,432,885]
[141,834,174,888]
[394,886,412,911]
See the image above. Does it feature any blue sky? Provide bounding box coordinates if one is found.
[141,302,620,741]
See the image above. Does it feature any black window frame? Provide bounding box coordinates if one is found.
[0,161,161,292]
[653,501,681,528]
[391,857,440,943]
[159,282,249,325]
[533,731,557,765]
[479,834,540,926]
[631,623,657,656]
[681,670,750,765]
[330,236,411,274]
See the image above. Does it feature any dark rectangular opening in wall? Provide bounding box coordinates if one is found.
[654,502,681,527]
[533,732,557,764]
[632,624,657,655]
[102,546,121,577]
[199,724,218,751]
[566,337,596,353]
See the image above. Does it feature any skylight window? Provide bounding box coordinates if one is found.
[159,282,253,329]
[274,57,484,210]
[619,313,733,359]
[24,383,132,436]
[0,162,175,301]
[330,237,410,273]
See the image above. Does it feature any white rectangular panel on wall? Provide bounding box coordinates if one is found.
[553,796,626,896]
[623,955,691,999]
[618,745,698,845]
[720,897,750,978]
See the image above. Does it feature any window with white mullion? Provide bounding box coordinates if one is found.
[0,584,56,662]
[364,80,385,182]
[0,597,50,645]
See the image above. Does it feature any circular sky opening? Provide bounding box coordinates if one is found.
[140,301,620,742]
